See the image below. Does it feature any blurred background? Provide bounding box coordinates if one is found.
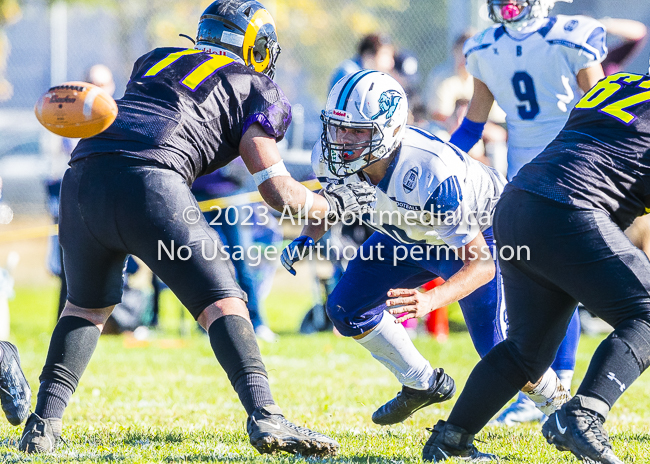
[0,0,648,333]
[2,0,650,215]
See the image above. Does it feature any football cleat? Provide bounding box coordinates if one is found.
[542,396,622,464]
[373,368,456,425]
[0,341,31,426]
[490,393,545,426]
[247,404,339,457]
[19,413,62,454]
[423,420,499,462]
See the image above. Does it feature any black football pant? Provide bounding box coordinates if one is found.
[59,154,246,317]
[446,189,650,433]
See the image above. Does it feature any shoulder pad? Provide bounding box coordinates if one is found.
[546,15,605,43]
[545,15,607,62]
[464,25,502,57]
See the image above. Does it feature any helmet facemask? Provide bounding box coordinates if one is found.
[321,113,388,177]
[249,23,281,79]
[487,0,571,30]
[488,0,533,24]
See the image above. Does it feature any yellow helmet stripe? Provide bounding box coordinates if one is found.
[242,8,275,72]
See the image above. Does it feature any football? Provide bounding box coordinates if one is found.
[34,81,118,138]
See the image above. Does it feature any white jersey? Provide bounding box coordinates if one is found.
[313,126,506,249]
[465,15,607,175]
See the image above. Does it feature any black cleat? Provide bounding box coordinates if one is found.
[542,396,622,464]
[423,420,498,462]
[247,404,339,457]
[19,413,62,454]
[373,368,456,425]
[0,341,31,426]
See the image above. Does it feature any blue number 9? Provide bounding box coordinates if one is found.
[512,71,540,120]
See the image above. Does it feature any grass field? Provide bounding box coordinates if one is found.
[2,284,650,463]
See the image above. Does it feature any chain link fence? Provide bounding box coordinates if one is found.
[0,0,649,216]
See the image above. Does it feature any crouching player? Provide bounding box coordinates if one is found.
[281,71,569,427]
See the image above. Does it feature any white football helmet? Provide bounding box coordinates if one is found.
[321,70,408,178]
[487,0,572,29]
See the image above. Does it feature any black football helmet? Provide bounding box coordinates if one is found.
[195,0,281,79]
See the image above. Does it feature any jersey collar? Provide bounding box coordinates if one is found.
[377,146,402,194]
[194,45,245,65]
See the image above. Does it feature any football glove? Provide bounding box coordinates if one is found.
[281,235,315,276]
[322,181,376,222]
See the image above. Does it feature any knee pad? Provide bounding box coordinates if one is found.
[609,318,650,373]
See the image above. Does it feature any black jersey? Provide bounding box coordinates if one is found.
[508,72,650,229]
[71,47,291,183]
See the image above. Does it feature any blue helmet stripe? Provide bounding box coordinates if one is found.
[336,70,376,111]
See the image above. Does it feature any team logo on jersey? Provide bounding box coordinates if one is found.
[403,167,419,193]
[371,90,402,120]
[564,20,578,32]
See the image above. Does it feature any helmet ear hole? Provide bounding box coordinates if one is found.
[253,38,268,63]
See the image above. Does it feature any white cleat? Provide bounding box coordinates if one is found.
[490,393,545,426]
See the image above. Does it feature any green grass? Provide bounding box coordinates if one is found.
[2,285,650,462]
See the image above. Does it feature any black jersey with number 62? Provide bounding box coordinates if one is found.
[71,47,292,183]
[509,72,650,229]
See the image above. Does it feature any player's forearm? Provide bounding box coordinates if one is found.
[257,177,329,220]
[301,219,328,242]
[425,253,495,310]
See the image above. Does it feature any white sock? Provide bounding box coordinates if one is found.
[556,369,574,392]
[355,311,434,390]
[523,368,571,416]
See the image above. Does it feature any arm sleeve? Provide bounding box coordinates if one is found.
[571,25,608,73]
[449,118,486,153]
[465,52,483,83]
[242,77,292,141]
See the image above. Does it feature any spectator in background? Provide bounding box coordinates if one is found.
[191,160,279,342]
[329,33,395,90]
[424,32,475,123]
[46,64,116,317]
[0,0,21,102]
[394,49,421,102]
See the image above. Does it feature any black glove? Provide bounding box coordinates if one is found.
[322,181,376,222]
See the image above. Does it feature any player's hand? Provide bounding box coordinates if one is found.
[281,235,315,276]
[386,288,435,322]
[322,181,376,222]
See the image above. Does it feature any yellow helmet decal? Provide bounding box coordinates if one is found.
[242,8,276,73]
